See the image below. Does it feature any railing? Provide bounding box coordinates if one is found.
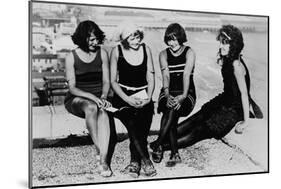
[42,75,68,105]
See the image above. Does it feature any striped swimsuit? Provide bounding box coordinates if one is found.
[158,46,196,117]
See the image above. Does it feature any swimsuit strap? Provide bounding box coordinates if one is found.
[118,45,124,58]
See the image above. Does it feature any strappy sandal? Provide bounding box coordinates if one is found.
[121,162,140,178]
[150,145,163,163]
[166,153,181,167]
[98,163,113,177]
[141,160,157,177]
[174,153,182,163]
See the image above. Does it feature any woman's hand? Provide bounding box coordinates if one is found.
[234,121,248,134]
[101,99,112,109]
[139,98,151,108]
[173,95,186,110]
[126,96,143,108]
[91,96,104,108]
[166,95,176,108]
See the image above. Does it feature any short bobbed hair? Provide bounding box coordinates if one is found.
[71,20,105,52]
[216,25,244,62]
[164,23,187,46]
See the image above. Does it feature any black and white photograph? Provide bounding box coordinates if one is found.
[29,0,269,188]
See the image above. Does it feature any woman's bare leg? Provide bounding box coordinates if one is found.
[82,101,99,150]
[96,109,112,176]
[97,109,110,164]
[67,97,112,176]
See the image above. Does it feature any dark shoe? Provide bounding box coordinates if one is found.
[121,162,140,178]
[174,153,182,163]
[141,160,157,177]
[165,153,181,167]
[149,141,157,151]
[150,144,163,163]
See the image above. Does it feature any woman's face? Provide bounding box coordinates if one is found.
[219,39,230,56]
[127,33,141,49]
[167,38,181,51]
[87,33,99,51]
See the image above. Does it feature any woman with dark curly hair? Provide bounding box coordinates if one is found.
[150,24,263,161]
[150,23,196,167]
[64,20,114,177]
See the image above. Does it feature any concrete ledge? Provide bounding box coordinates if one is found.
[223,119,268,171]
[32,105,268,171]
[32,131,161,149]
[32,105,162,139]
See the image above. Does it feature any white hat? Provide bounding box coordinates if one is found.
[114,20,143,41]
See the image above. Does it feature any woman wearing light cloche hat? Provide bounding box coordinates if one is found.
[110,20,157,178]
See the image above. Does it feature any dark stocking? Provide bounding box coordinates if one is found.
[118,109,150,163]
[153,110,179,151]
[106,113,117,166]
[136,108,153,159]
[162,112,211,151]
[169,121,178,154]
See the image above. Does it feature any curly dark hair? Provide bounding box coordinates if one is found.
[216,25,244,63]
[164,23,187,45]
[71,20,105,52]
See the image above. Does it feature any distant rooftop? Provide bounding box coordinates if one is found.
[105,10,154,17]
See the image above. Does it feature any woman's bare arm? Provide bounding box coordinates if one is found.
[100,48,110,99]
[145,45,155,101]
[182,48,195,98]
[159,50,170,95]
[110,47,128,101]
[234,60,250,123]
[65,52,102,106]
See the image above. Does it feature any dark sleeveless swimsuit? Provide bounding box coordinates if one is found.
[64,48,103,117]
[198,56,263,138]
[112,44,153,112]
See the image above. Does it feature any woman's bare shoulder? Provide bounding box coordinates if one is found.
[159,49,167,57]
[233,59,246,75]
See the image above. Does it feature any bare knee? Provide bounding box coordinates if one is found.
[84,102,98,116]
